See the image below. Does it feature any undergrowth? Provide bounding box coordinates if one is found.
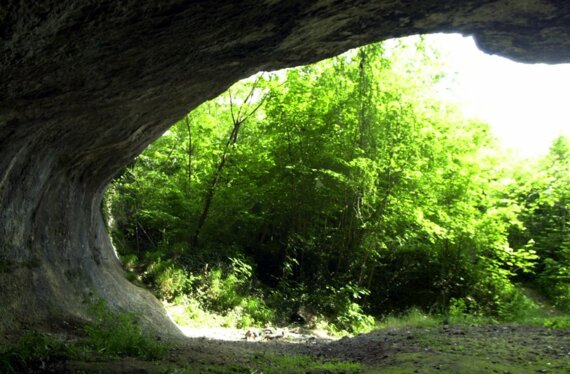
[85,299,167,359]
[134,253,378,335]
[127,249,570,338]
[0,332,74,373]
[0,300,167,373]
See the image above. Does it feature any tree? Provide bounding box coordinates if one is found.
[508,136,570,311]
[108,37,544,324]
[191,77,268,248]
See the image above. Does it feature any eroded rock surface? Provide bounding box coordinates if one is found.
[1,0,570,334]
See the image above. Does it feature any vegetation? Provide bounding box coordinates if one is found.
[2,35,567,373]
[83,300,167,359]
[227,353,363,374]
[0,300,166,373]
[0,332,74,373]
[104,36,569,333]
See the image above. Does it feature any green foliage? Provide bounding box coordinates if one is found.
[0,300,262,373]
[152,262,194,301]
[143,255,276,328]
[197,259,275,327]
[234,297,275,328]
[496,288,541,322]
[175,297,212,325]
[204,262,249,311]
[106,35,569,332]
[0,332,75,373]
[0,301,169,372]
[542,315,570,328]
[249,352,362,374]
[84,300,167,359]
[379,308,443,330]
[319,283,375,334]
[507,135,570,312]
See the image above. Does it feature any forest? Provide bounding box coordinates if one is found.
[105,37,569,335]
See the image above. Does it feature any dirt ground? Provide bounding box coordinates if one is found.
[52,324,569,373]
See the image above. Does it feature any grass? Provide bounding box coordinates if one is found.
[3,309,568,373]
[377,351,565,374]
[377,308,443,329]
[0,332,74,373]
[0,300,168,373]
[251,352,362,373]
[379,307,570,330]
[349,303,569,373]
[199,352,364,373]
[3,287,568,373]
[84,299,167,359]
[403,325,569,373]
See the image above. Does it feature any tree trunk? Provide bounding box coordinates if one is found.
[191,120,242,248]
[185,114,194,198]
[192,79,265,248]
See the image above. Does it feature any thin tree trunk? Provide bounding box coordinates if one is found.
[191,77,267,248]
[354,47,370,283]
[191,120,241,247]
[358,48,368,151]
[185,114,193,198]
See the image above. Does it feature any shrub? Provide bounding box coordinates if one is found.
[319,283,375,334]
[155,265,194,301]
[496,288,541,322]
[198,257,255,312]
[240,297,275,325]
[333,302,375,334]
[222,297,275,328]
[539,258,570,312]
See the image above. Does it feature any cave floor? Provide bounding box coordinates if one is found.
[49,323,569,373]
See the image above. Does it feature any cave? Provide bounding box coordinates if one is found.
[1,1,570,336]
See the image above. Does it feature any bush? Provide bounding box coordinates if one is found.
[142,256,195,301]
[196,257,255,313]
[155,265,194,301]
[222,297,275,328]
[542,315,570,329]
[0,301,168,372]
[157,256,276,329]
[240,297,275,325]
[318,283,375,334]
[496,288,541,323]
[539,258,570,312]
[332,302,375,334]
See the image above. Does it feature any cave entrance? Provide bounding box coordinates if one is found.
[104,33,570,339]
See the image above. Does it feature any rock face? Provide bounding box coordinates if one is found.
[1,0,570,335]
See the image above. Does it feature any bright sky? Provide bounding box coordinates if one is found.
[427,33,570,159]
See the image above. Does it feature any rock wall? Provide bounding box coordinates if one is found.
[1,0,569,334]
